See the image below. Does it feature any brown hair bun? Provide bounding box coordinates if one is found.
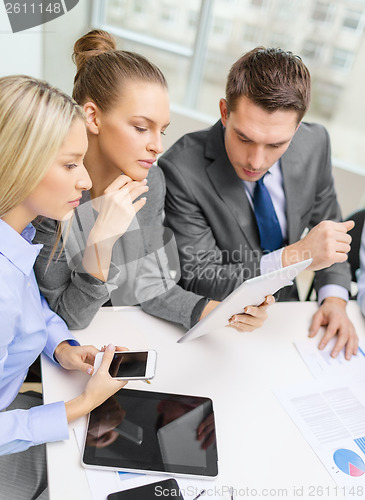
[72,29,116,74]
[72,29,167,111]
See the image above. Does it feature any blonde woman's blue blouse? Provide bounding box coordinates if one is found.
[0,219,77,455]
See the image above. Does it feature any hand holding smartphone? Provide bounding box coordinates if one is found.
[94,350,157,380]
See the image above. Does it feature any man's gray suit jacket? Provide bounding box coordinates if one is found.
[158,120,351,301]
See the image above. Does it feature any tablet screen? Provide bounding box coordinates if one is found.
[83,389,218,477]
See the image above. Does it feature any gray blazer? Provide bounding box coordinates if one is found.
[33,166,204,330]
[158,120,351,301]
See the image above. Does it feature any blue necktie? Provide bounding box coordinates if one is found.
[253,175,283,253]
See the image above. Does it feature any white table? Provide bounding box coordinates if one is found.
[42,302,365,500]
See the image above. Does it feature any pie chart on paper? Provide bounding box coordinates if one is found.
[333,449,365,477]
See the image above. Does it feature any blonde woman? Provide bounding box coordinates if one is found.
[0,75,129,500]
[34,30,273,334]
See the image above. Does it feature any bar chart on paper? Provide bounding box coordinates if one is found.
[333,449,365,477]
[354,437,365,455]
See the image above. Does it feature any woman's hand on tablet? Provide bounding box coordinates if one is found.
[227,295,275,332]
[199,296,275,333]
[64,344,127,423]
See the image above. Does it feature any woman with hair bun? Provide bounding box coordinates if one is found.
[0,75,129,499]
[34,29,273,333]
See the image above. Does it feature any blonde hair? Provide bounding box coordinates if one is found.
[0,75,85,218]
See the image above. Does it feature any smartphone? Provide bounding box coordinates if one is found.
[107,478,184,499]
[93,350,157,380]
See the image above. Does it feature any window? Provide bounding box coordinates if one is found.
[331,48,354,72]
[133,0,147,16]
[251,0,269,9]
[106,0,126,22]
[343,9,365,33]
[311,1,334,23]
[276,0,298,19]
[269,33,290,49]
[301,40,323,61]
[312,81,342,119]
[243,25,262,45]
[101,1,195,49]
[160,4,178,26]
[212,17,232,40]
[187,9,198,30]
[94,0,365,170]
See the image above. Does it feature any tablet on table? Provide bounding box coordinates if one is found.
[82,389,218,479]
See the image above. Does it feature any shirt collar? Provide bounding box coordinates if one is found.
[0,219,43,276]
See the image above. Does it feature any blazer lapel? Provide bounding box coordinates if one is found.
[205,122,260,251]
[281,141,303,244]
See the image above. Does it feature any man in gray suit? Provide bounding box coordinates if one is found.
[159,47,357,359]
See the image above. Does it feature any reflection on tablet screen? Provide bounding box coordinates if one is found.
[157,403,209,467]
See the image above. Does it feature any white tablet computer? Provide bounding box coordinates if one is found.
[178,258,312,343]
[82,389,218,479]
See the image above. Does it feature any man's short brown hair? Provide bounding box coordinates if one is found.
[226,47,311,122]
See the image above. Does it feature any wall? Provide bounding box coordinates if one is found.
[42,0,91,95]
[333,166,365,217]
[0,2,42,77]
[0,0,90,84]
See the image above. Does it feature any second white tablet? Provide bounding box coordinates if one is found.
[178,258,312,343]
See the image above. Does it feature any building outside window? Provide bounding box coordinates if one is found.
[160,4,179,26]
[331,48,354,72]
[251,0,270,9]
[343,8,365,33]
[242,24,262,46]
[301,40,324,61]
[311,1,335,23]
[133,0,146,16]
[212,17,233,41]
